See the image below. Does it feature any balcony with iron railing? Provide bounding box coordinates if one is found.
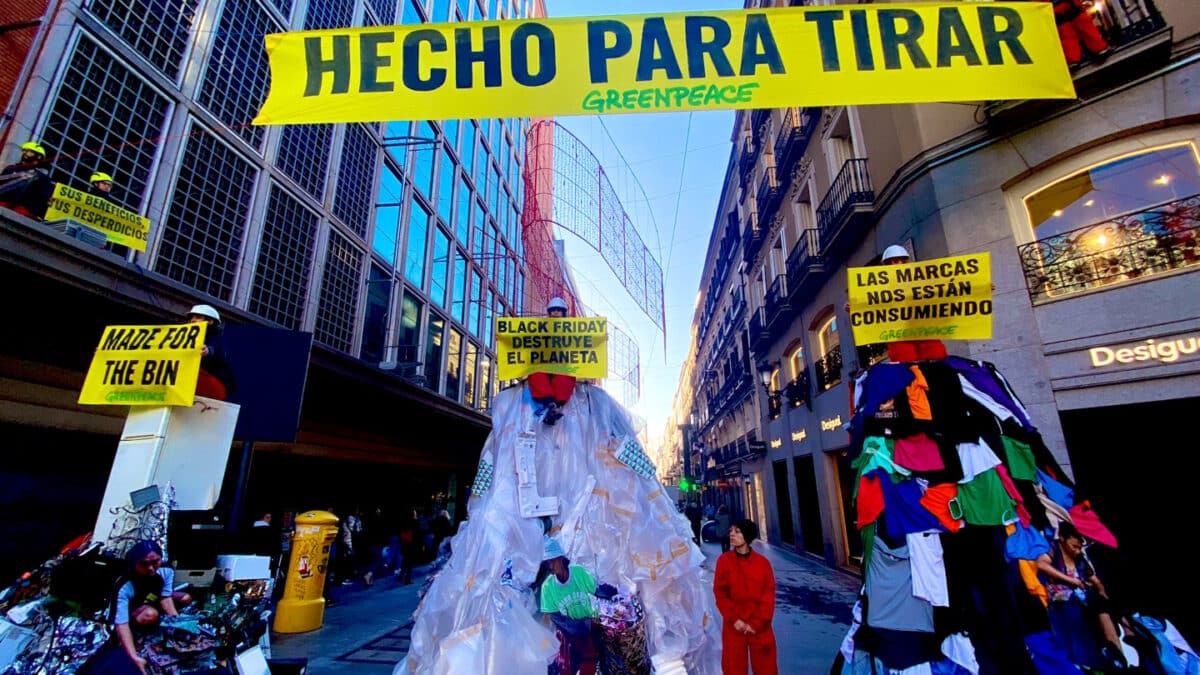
[856,342,890,370]
[816,158,874,258]
[749,306,770,353]
[986,0,1170,122]
[764,274,791,334]
[1019,193,1200,302]
[741,218,764,264]
[756,166,782,227]
[815,346,844,392]
[785,370,811,409]
[786,228,825,304]
[738,138,759,185]
[774,107,819,185]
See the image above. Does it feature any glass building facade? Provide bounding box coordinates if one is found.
[22,0,536,412]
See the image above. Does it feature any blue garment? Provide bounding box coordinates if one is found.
[1006,522,1052,562]
[945,356,1035,431]
[1037,469,1075,510]
[1025,630,1084,674]
[930,659,974,675]
[1131,615,1194,675]
[860,364,917,418]
[878,473,943,536]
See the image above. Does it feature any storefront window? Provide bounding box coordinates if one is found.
[445,329,462,401]
[1021,143,1200,299]
[814,312,843,391]
[786,344,805,381]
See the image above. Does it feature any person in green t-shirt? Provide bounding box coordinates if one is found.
[538,536,600,675]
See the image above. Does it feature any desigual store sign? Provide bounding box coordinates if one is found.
[1089,333,1200,368]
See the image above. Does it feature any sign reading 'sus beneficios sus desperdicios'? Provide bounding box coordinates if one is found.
[496,317,608,380]
[254,3,1073,125]
[847,253,993,344]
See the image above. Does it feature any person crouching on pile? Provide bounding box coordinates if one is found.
[84,541,192,674]
[539,536,600,675]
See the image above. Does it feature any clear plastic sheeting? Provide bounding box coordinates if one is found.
[396,383,722,675]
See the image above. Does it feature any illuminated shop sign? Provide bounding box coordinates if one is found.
[770,439,783,449]
[791,430,807,443]
[1089,334,1199,368]
[820,415,843,432]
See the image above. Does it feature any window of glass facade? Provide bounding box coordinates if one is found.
[483,289,494,348]
[445,329,462,401]
[443,119,460,154]
[276,124,332,201]
[463,341,477,407]
[400,291,422,355]
[453,251,468,324]
[384,121,410,168]
[334,124,378,238]
[315,231,364,354]
[250,185,318,330]
[431,0,451,22]
[199,0,279,150]
[432,228,451,308]
[438,150,456,225]
[414,122,437,200]
[374,165,403,264]
[456,0,472,19]
[479,354,492,410]
[469,268,483,338]
[425,313,445,392]
[405,201,430,287]
[402,0,424,23]
[88,0,200,80]
[461,124,476,183]
[457,185,473,243]
[368,0,397,23]
[362,265,391,362]
[473,202,487,256]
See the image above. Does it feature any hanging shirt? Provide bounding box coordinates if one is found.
[865,536,934,632]
[857,471,887,529]
[908,531,949,607]
[920,483,964,533]
[957,376,1017,422]
[946,357,1035,430]
[860,364,917,418]
[854,437,912,479]
[1036,469,1075,510]
[957,439,1002,483]
[958,469,1016,526]
[895,433,945,472]
[1068,502,1119,549]
[1001,436,1038,481]
[539,564,598,620]
[881,476,944,537]
[906,366,933,420]
[1005,521,1051,561]
[941,633,980,675]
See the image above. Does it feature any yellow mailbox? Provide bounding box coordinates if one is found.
[273,510,339,633]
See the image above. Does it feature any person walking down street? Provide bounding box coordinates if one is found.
[397,509,420,585]
[185,304,235,400]
[527,296,576,425]
[715,505,733,553]
[430,508,453,557]
[685,501,702,545]
[247,511,279,574]
[714,519,777,675]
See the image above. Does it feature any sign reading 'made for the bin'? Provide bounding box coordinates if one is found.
[847,252,993,344]
[79,324,207,406]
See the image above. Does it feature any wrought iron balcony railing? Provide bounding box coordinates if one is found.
[742,220,764,264]
[749,307,769,351]
[739,138,759,185]
[1018,194,1200,302]
[856,342,890,369]
[786,228,824,301]
[815,346,844,392]
[767,391,782,420]
[774,107,819,183]
[765,274,790,328]
[786,371,811,409]
[756,166,781,225]
[816,158,874,249]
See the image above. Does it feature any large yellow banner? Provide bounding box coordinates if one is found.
[79,324,207,406]
[45,183,151,252]
[496,317,608,380]
[254,3,1072,124]
[847,253,992,344]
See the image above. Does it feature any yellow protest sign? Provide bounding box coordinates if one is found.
[848,252,992,344]
[254,3,1072,125]
[79,324,207,406]
[496,317,608,380]
[45,183,151,252]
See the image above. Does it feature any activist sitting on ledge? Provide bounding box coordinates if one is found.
[0,141,54,220]
[186,304,235,401]
[528,296,576,426]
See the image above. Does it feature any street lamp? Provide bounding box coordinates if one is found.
[756,360,774,392]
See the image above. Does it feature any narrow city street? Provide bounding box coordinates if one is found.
[272,540,860,674]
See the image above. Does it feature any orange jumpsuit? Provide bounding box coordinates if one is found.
[714,550,778,675]
[528,372,575,405]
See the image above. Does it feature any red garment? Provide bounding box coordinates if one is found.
[894,433,945,472]
[887,340,948,362]
[856,474,886,529]
[195,369,228,401]
[1053,0,1108,64]
[528,371,575,404]
[714,549,777,674]
[1069,501,1119,549]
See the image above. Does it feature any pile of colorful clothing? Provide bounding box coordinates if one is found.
[595,593,650,674]
[839,355,1195,673]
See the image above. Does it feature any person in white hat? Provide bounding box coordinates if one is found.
[877,245,950,362]
[186,304,235,400]
[527,296,576,425]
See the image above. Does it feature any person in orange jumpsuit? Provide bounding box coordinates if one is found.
[527,296,575,425]
[1051,0,1109,66]
[714,519,777,675]
[880,245,949,363]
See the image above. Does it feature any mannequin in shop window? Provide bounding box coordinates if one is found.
[528,297,575,425]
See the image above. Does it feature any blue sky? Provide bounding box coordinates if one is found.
[549,0,740,445]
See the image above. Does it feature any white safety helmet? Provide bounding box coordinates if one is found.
[547,297,568,313]
[187,304,221,323]
[881,245,911,263]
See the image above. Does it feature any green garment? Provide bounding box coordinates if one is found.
[1001,436,1037,481]
[539,564,597,620]
[852,436,911,486]
[958,469,1016,526]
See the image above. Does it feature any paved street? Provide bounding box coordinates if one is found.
[271,540,860,674]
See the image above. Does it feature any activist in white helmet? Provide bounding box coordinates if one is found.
[547,297,569,317]
[881,244,911,265]
[186,304,222,324]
